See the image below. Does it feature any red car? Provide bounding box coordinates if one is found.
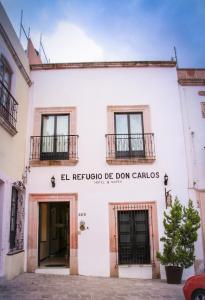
[183,273,205,300]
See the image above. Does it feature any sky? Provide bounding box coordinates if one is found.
[1,0,205,67]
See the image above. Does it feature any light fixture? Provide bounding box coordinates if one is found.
[164,173,168,186]
[164,173,172,208]
[51,176,55,188]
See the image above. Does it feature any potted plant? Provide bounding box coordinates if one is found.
[157,198,200,284]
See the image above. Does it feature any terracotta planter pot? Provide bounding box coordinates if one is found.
[165,266,183,284]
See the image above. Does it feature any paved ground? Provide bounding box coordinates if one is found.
[0,273,184,300]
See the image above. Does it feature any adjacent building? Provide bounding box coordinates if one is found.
[178,68,205,274]
[0,2,31,279]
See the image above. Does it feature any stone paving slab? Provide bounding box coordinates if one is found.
[0,273,184,300]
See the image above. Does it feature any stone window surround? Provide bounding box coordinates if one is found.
[201,102,205,118]
[30,106,77,166]
[27,193,78,275]
[109,201,160,278]
[106,105,154,165]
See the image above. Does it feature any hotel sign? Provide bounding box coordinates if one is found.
[61,171,160,184]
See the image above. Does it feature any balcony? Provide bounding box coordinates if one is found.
[0,80,18,135]
[105,133,155,164]
[30,135,79,166]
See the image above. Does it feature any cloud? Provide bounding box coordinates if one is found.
[32,21,104,63]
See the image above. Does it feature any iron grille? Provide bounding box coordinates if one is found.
[118,210,150,264]
[106,133,155,159]
[9,188,24,252]
[30,135,79,160]
[0,80,18,129]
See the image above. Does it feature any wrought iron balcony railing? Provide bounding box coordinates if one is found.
[106,133,155,160]
[0,80,18,130]
[30,135,79,161]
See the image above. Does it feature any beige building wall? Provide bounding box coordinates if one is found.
[0,3,30,180]
[0,2,31,279]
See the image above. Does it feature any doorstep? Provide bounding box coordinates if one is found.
[35,268,70,275]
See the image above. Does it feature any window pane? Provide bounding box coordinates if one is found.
[115,114,129,152]
[56,135,68,153]
[42,116,54,153]
[42,116,54,136]
[56,115,69,135]
[0,58,11,89]
[4,70,10,88]
[130,114,143,134]
[115,114,128,134]
[0,60,3,78]
[129,114,144,152]
[56,115,69,152]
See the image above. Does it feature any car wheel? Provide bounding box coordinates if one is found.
[192,289,205,300]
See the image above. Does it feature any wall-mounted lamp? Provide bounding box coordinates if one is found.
[51,176,55,188]
[164,173,172,208]
[164,173,168,186]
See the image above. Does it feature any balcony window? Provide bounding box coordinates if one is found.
[0,56,18,134]
[40,114,69,160]
[106,106,155,164]
[115,112,145,158]
[30,108,78,165]
[0,55,11,90]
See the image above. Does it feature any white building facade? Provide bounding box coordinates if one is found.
[24,61,201,280]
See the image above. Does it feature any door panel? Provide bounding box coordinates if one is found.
[115,113,145,158]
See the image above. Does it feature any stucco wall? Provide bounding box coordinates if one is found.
[179,84,205,272]
[26,66,193,279]
[0,3,30,278]
[179,85,205,190]
[0,37,29,180]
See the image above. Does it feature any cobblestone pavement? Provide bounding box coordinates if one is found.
[0,273,184,300]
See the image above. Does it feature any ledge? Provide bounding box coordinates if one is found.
[119,264,152,267]
[30,159,78,167]
[178,79,205,86]
[31,61,176,71]
[7,249,24,256]
[0,115,17,136]
[106,158,156,165]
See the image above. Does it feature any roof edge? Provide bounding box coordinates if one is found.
[30,60,176,71]
[178,68,205,71]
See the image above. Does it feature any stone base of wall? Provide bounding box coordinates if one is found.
[119,265,152,279]
[5,251,24,280]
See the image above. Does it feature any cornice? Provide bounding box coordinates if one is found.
[30,61,176,71]
[178,79,205,86]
